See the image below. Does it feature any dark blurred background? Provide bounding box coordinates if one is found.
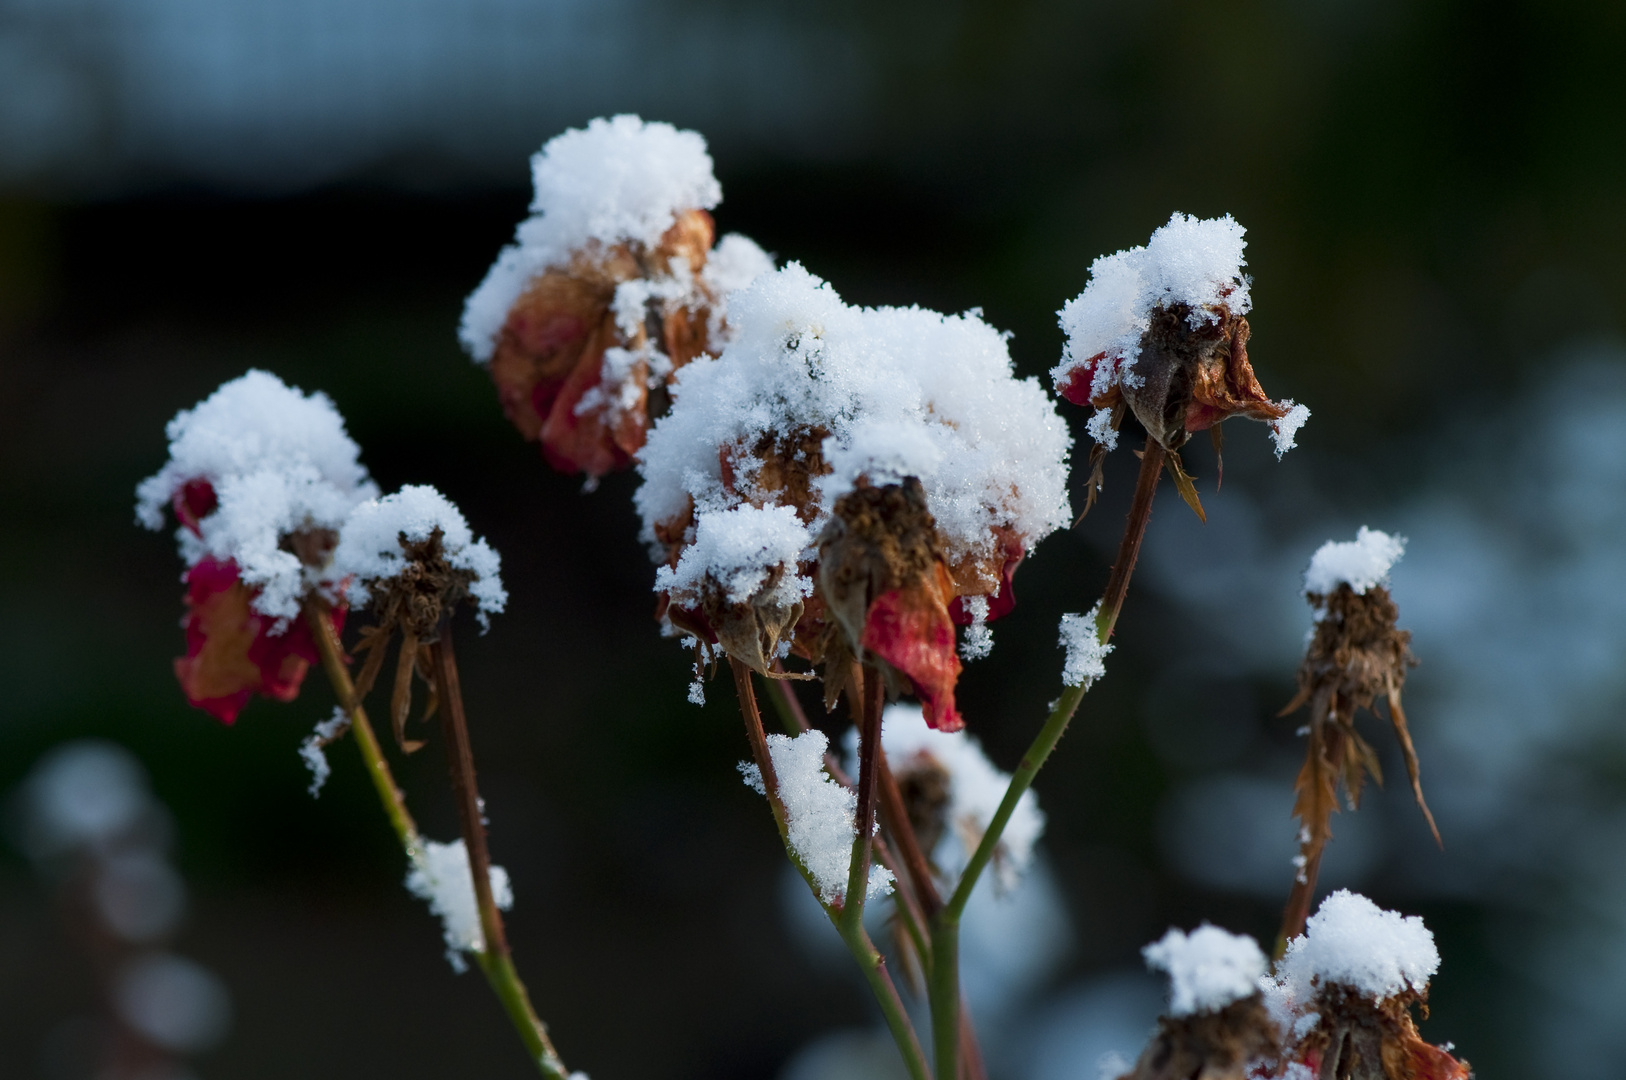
[3,2,1625,1077]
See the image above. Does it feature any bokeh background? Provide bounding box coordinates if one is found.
[3,2,1625,1077]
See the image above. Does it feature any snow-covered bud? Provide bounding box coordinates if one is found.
[638,264,1072,724]
[1270,891,1470,1080]
[1108,925,1277,1080]
[460,114,774,481]
[332,486,506,750]
[1284,529,1437,928]
[845,704,1045,893]
[135,370,378,723]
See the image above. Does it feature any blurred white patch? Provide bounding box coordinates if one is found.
[114,953,232,1053]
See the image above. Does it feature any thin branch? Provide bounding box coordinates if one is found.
[843,669,885,933]
[430,623,569,1080]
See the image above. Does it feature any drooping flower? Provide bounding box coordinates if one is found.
[1267,891,1471,1080]
[136,371,378,723]
[1051,213,1309,517]
[1281,528,1438,940]
[636,264,1072,728]
[330,485,506,751]
[460,115,774,481]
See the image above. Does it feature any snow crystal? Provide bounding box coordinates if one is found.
[847,704,1045,891]
[1270,401,1311,458]
[1142,924,1267,1016]
[135,370,379,622]
[299,707,349,798]
[1278,889,1439,1001]
[744,729,893,905]
[404,838,514,972]
[704,233,776,299]
[459,115,723,362]
[655,502,813,610]
[959,595,994,661]
[1303,527,1405,597]
[1052,213,1250,401]
[636,263,1072,620]
[1059,603,1113,689]
[332,485,507,628]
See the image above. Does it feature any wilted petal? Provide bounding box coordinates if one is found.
[862,563,963,732]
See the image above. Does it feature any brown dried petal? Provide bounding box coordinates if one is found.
[1115,995,1279,1080]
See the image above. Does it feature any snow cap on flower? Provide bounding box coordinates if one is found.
[135,369,378,620]
[638,264,1071,725]
[1143,925,1268,1017]
[1304,527,1406,598]
[844,704,1045,892]
[404,838,514,972]
[1280,891,1438,1002]
[740,729,894,905]
[332,485,506,630]
[459,116,774,480]
[1051,213,1306,459]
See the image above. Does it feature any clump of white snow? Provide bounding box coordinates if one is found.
[845,704,1045,891]
[135,370,379,623]
[1277,889,1439,1001]
[1142,924,1267,1016]
[637,263,1072,655]
[742,729,893,905]
[1052,213,1250,408]
[332,485,507,628]
[1270,402,1312,458]
[1303,527,1406,597]
[654,503,813,609]
[405,838,514,972]
[299,707,349,797]
[460,115,736,362]
[1058,603,1113,689]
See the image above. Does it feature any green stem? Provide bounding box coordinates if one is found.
[927,436,1166,1078]
[732,660,933,1080]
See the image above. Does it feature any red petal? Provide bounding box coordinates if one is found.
[949,537,1025,625]
[173,557,337,724]
[1057,354,1104,407]
[539,326,645,478]
[861,565,964,732]
[171,478,217,537]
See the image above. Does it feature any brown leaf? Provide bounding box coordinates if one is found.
[390,629,425,754]
[1387,679,1442,847]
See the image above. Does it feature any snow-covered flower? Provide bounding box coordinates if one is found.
[636,264,1072,729]
[1052,214,1308,514]
[461,114,774,481]
[1106,925,1278,1080]
[1266,891,1470,1080]
[331,486,505,750]
[845,704,1045,892]
[1282,529,1436,937]
[135,371,377,723]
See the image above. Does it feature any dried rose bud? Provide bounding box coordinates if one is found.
[1273,892,1471,1080]
[819,479,964,732]
[1051,213,1309,516]
[1282,531,1438,939]
[136,371,379,722]
[461,116,774,481]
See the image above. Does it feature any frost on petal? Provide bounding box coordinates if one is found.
[1303,527,1405,597]
[1271,401,1311,458]
[1142,925,1267,1017]
[750,730,893,905]
[1058,604,1113,689]
[405,839,514,972]
[172,557,343,724]
[333,485,507,630]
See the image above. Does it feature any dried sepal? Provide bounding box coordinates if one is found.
[1289,985,1471,1080]
[1165,448,1207,523]
[1111,996,1279,1080]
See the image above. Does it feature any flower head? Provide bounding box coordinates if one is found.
[1283,529,1438,924]
[1052,214,1308,516]
[1267,892,1470,1080]
[137,371,376,722]
[460,115,774,480]
[637,264,1072,727]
